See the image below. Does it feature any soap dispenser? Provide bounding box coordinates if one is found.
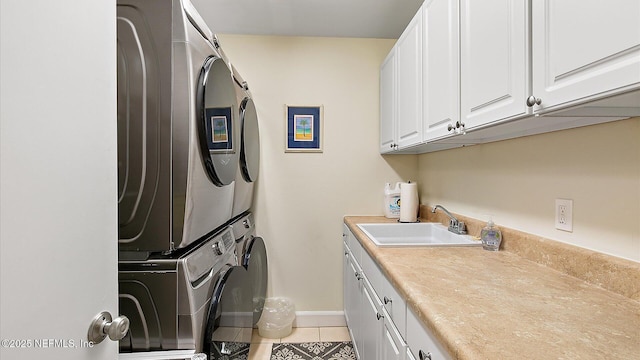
[481,218,502,251]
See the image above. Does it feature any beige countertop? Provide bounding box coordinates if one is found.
[344,216,640,360]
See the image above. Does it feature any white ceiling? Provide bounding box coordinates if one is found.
[191,0,424,39]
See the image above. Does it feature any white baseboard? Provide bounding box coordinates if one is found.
[293,311,346,327]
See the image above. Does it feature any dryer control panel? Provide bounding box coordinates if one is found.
[184,227,236,285]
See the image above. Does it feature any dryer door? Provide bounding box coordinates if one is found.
[203,265,252,359]
[239,97,260,182]
[243,236,267,326]
[196,56,239,186]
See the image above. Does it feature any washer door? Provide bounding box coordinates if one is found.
[242,236,267,326]
[196,56,239,186]
[239,97,260,183]
[203,265,252,359]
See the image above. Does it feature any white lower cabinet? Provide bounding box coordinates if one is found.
[381,307,407,360]
[406,347,418,360]
[361,278,383,360]
[343,226,449,360]
[407,307,451,360]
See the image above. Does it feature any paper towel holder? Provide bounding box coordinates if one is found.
[399,181,419,223]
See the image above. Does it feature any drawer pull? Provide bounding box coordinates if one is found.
[376,312,384,321]
[383,296,392,304]
[419,350,432,360]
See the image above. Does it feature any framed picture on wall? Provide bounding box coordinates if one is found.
[285,105,323,153]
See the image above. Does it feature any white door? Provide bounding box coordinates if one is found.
[531,0,640,111]
[1,1,119,360]
[381,309,406,360]
[380,49,397,153]
[361,279,382,360]
[460,0,529,128]
[396,6,424,149]
[422,0,460,141]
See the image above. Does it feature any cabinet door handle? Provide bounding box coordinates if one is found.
[383,296,392,304]
[355,272,361,280]
[526,95,542,107]
[419,350,432,360]
[376,312,384,320]
[447,123,454,131]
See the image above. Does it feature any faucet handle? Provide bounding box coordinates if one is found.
[448,219,467,234]
[457,221,467,234]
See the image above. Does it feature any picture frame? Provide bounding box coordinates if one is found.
[205,107,234,153]
[285,105,323,152]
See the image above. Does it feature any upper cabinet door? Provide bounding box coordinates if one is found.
[396,7,424,148]
[423,0,460,141]
[531,0,640,111]
[380,49,397,153]
[460,0,529,128]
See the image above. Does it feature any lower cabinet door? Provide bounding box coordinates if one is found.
[361,278,383,360]
[381,308,407,360]
[406,347,417,360]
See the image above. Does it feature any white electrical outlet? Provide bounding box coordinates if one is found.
[555,199,573,232]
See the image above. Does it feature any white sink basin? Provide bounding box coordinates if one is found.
[356,222,481,247]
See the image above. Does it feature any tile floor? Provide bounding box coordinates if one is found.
[247,327,352,360]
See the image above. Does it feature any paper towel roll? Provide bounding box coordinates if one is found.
[399,182,418,222]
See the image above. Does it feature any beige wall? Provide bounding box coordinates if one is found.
[218,34,418,311]
[417,117,640,262]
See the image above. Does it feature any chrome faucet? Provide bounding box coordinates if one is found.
[431,205,467,235]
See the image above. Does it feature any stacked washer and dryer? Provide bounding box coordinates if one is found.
[116,0,266,358]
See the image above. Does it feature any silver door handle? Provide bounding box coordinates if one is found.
[88,311,130,344]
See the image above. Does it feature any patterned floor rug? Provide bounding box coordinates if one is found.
[270,341,356,360]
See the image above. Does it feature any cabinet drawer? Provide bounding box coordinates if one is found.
[382,275,406,338]
[346,230,363,265]
[406,307,450,360]
[361,248,383,297]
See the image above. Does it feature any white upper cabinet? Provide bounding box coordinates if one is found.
[380,7,424,153]
[460,0,529,129]
[380,0,639,154]
[380,50,397,153]
[531,0,640,112]
[423,0,460,141]
[396,6,424,149]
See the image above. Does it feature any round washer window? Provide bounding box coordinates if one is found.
[196,56,239,186]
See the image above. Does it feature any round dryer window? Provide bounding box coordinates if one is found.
[196,56,240,186]
[239,97,260,182]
